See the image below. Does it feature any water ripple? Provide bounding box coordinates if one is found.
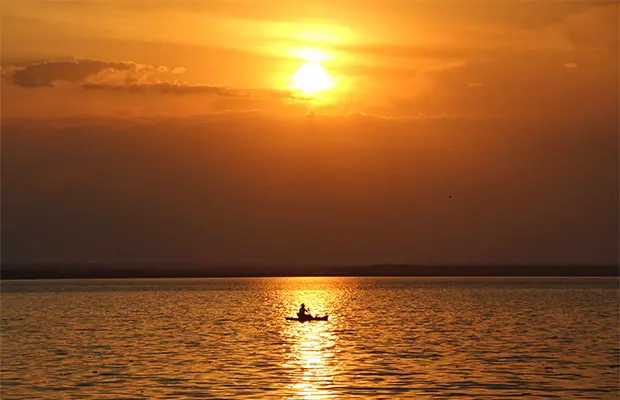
[1,277,618,399]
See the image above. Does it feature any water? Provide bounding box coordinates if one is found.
[2,277,618,399]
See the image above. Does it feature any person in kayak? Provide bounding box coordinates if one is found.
[298,303,310,319]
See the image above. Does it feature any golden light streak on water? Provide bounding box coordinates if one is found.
[281,281,338,398]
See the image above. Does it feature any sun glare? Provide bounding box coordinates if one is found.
[291,61,335,95]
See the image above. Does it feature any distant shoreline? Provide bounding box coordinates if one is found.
[1,264,618,280]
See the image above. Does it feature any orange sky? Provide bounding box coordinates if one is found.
[3,0,618,119]
[2,1,618,265]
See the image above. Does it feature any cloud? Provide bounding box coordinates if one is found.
[395,40,618,121]
[2,58,182,88]
[3,58,299,100]
[560,3,619,50]
[81,82,296,98]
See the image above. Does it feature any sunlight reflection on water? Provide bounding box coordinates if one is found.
[281,284,337,398]
[2,277,618,399]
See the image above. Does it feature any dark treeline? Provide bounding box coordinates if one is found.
[1,263,618,279]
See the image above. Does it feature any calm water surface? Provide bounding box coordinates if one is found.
[2,277,618,399]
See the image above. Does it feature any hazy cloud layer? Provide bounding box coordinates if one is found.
[35,0,611,29]
[2,114,618,265]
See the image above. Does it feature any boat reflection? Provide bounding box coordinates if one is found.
[281,283,338,399]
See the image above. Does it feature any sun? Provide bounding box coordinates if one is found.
[291,61,335,95]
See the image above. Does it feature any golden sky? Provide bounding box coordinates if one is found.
[3,0,618,119]
[1,1,618,265]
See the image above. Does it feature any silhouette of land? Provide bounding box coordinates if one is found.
[1,263,617,279]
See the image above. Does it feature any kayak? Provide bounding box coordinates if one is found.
[285,315,328,322]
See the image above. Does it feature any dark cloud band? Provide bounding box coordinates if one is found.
[3,58,297,99]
